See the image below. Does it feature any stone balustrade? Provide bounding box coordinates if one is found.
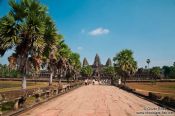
[0,81,83,116]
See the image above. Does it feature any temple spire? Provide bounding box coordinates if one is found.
[106,58,112,66]
[93,53,101,67]
[83,57,89,66]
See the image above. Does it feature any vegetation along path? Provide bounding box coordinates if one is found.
[20,85,174,116]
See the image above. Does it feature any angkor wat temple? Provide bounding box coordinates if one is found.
[82,54,112,79]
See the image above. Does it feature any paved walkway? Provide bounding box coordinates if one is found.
[20,85,174,116]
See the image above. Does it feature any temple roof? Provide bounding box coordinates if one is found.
[83,57,89,66]
[93,53,101,67]
[105,58,112,66]
[82,54,112,68]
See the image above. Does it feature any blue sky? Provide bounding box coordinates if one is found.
[0,0,175,67]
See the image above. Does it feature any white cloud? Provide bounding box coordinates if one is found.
[77,46,83,51]
[89,27,110,36]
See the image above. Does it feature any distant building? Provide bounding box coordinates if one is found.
[82,57,89,66]
[82,54,112,79]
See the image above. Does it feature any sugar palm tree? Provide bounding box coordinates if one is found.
[42,17,62,86]
[57,43,72,82]
[0,0,58,89]
[69,52,81,80]
[113,49,137,84]
[146,59,150,69]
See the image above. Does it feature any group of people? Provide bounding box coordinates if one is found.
[84,79,111,85]
[84,79,97,85]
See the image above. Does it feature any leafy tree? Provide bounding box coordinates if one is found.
[169,66,175,79]
[102,66,115,78]
[102,66,115,84]
[162,64,175,79]
[0,63,2,69]
[150,67,161,84]
[113,49,137,84]
[162,66,171,78]
[80,66,93,78]
[150,67,161,79]
[137,68,144,74]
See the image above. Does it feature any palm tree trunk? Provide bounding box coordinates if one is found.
[49,72,53,86]
[59,78,61,84]
[124,77,126,85]
[22,75,27,89]
[59,68,63,84]
[21,55,28,89]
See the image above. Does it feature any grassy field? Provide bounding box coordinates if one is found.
[126,82,175,98]
[0,81,52,92]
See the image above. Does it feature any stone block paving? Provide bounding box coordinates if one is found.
[20,85,175,116]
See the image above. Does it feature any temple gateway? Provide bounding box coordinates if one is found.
[82,54,112,79]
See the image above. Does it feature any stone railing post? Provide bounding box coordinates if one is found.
[35,93,41,103]
[14,99,19,110]
[14,96,26,110]
[0,94,3,115]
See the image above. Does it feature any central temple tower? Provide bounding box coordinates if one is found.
[92,54,102,78]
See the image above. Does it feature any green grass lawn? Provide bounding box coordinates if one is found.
[0,81,50,92]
